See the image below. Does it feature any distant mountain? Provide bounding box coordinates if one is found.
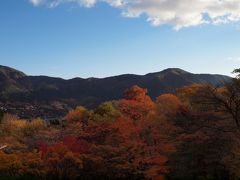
[0,65,231,118]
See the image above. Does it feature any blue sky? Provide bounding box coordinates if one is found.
[1,0,240,79]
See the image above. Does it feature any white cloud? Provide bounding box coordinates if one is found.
[29,0,240,30]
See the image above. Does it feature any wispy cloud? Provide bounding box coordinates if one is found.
[29,0,240,30]
[30,0,43,6]
[226,57,240,63]
[29,0,96,7]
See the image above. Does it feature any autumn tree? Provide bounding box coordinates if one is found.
[223,131,240,179]
[176,84,208,111]
[0,115,47,152]
[68,118,144,179]
[123,85,150,102]
[156,94,184,116]
[194,83,240,128]
[174,74,240,179]
[63,106,90,136]
[0,115,46,138]
[0,151,43,179]
[90,101,120,123]
[118,85,155,121]
[117,87,178,179]
[65,106,89,124]
[165,105,232,179]
[133,94,180,179]
[4,83,238,179]
[139,119,176,179]
[40,142,83,180]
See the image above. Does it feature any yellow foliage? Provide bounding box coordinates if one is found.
[0,114,46,137]
[21,118,46,137]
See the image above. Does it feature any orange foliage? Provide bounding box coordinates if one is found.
[176,84,206,109]
[65,106,88,123]
[156,94,183,116]
[124,85,150,101]
[0,151,43,178]
[40,142,83,179]
[113,116,140,142]
[0,85,196,179]
[177,84,204,98]
[119,85,155,121]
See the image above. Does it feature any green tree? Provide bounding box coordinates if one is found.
[90,102,120,123]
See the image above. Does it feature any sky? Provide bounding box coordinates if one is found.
[1,0,240,79]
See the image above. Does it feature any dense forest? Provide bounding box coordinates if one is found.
[1,69,240,180]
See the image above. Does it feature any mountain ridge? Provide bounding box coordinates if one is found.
[0,65,229,80]
[0,65,231,118]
